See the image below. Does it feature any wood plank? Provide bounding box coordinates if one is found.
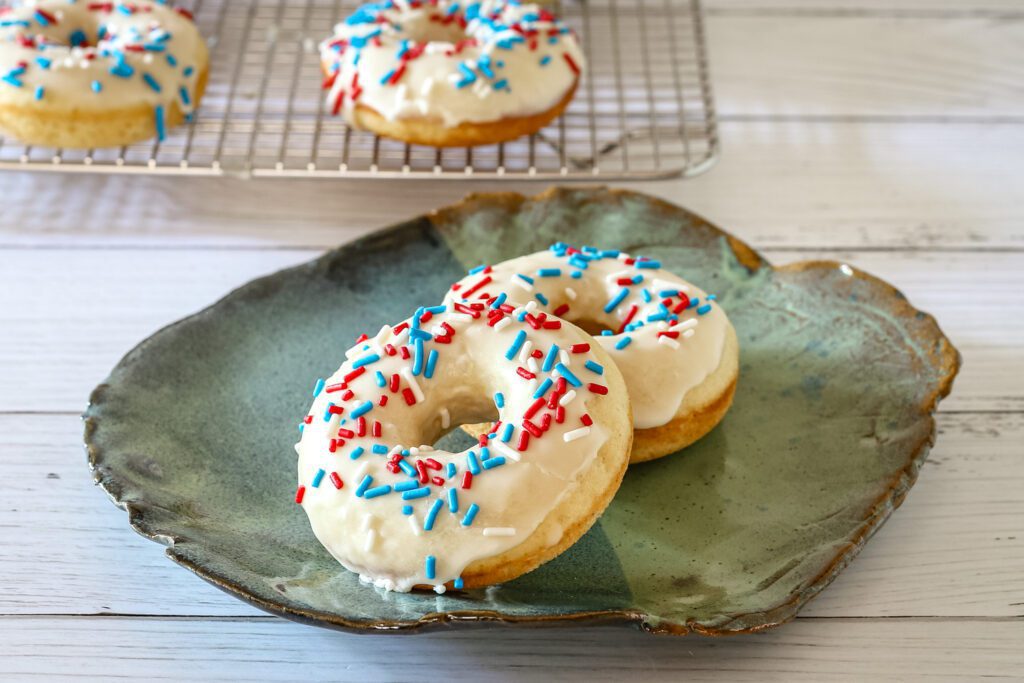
[2,410,1020,619]
[0,248,1015,413]
[705,1,1024,15]
[0,123,1022,250]
[0,615,1020,681]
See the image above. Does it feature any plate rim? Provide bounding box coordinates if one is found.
[83,186,962,636]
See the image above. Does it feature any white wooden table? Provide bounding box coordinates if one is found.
[2,1,1022,679]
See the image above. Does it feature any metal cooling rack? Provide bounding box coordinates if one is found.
[0,0,718,179]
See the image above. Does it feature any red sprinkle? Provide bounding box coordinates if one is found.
[330,472,344,489]
[617,305,639,334]
[378,394,388,407]
[657,330,680,339]
[581,413,594,427]
[328,404,345,415]
[563,52,581,75]
[555,406,565,423]
[587,383,608,395]
[341,389,354,401]
[402,387,417,405]
[303,415,313,424]
[553,303,570,317]
[517,430,531,452]
[431,476,445,486]
[516,367,536,380]
[343,367,365,383]
[325,382,346,393]
[524,397,546,420]
[329,439,339,453]
[416,460,429,484]
[570,343,590,353]
[460,275,492,300]
[400,346,411,360]
[522,419,543,438]
[356,416,367,437]
[424,458,442,470]
[390,373,400,392]
[372,420,382,437]
[461,471,473,489]
[295,485,306,504]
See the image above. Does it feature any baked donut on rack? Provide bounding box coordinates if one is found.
[294,301,631,592]
[445,244,739,464]
[0,0,208,148]
[319,0,584,147]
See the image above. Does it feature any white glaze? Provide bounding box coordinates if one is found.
[319,0,584,127]
[296,303,616,592]
[445,245,730,430]
[0,0,204,129]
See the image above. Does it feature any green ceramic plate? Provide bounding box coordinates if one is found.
[85,188,959,635]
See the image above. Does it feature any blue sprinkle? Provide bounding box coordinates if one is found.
[69,29,87,47]
[658,289,680,297]
[398,460,417,477]
[166,53,178,67]
[540,55,552,66]
[298,423,304,433]
[571,270,583,279]
[501,423,514,443]
[313,378,326,397]
[480,446,490,461]
[542,344,560,372]
[322,404,335,422]
[409,328,432,341]
[142,72,161,92]
[494,392,505,409]
[538,268,561,277]
[467,450,481,475]
[482,456,506,470]
[533,377,553,399]
[708,295,718,301]
[395,480,419,492]
[34,85,44,100]
[600,330,613,336]
[604,287,630,313]
[35,57,51,69]
[468,264,488,275]
[446,462,457,478]
[461,503,480,527]
[154,105,166,142]
[515,273,535,284]
[641,289,653,303]
[412,338,424,376]
[535,292,549,306]
[364,484,392,499]
[379,68,396,85]
[454,577,464,589]
[349,446,365,460]
[1,75,23,88]
[505,330,527,360]
[311,469,325,488]
[493,78,508,91]
[371,444,388,455]
[424,349,439,379]
[447,488,459,513]
[555,363,582,388]
[352,352,380,369]
[355,475,373,497]
[110,62,135,78]
[697,304,712,315]
[425,555,436,580]
[636,259,661,269]
[548,36,558,44]
[402,505,413,515]
[424,499,444,531]
[375,371,386,387]
[615,336,632,350]
[91,80,103,93]
[585,360,604,375]
[426,305,447,314]
[351,401,373,418]
[402,486,431,500]
[491,292,507,309]
[184,66,194,77]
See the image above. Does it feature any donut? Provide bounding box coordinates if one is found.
[294,301,631,592]
[319,0,584,147]
[445,244,739,464]
[0,0,208,148]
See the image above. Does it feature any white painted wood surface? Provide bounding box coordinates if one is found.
[1,2,1022,680]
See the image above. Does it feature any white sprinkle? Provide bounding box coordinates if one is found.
[431,325,447,337]
[513,277,533,292]
[658,335,681,349]
[360,513,374,532]
[525,300,538,313]
[676,318,698,331]
[420,76,435,96]
[409,446,420,456]
[482,527,517,537]
[440,407,451,429]
[565,287,577,301]
[355,460,372,480]
[395,84,408,101]
[563,426,592,443]
[492,440,521,462]
[388,445,404,457]
[143,53,154,64]
[493,317,512,332]
[519,340,533,363]
[375,324,392,341]
[408,514,421,536]
[608,269,632,281]
[559,350,571,365]
[418,444,434,452]
[401,368,425,402]
[683,329,695,339]
[364,529,377,552]
[559,390,577,406]
[63,57,75,68]
[526,357,539,374]
[617,252,631,262]
[451,312,475,323]
[433,584,446,594]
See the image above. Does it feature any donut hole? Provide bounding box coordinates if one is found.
[564,317,617,338]
[400,11,468,46]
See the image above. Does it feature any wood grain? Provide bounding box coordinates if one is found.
[0,615,1020,681]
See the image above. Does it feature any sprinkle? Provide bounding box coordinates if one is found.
[636,259,662,269]
[351,401,373,418]
[587,383,609,395]
[461,503,480,527]
[355,475,372,497]
[467,450,481,475]
[604,287,630,313]
[352,352,380,368]
[440,407,451,429]
[491,292,507,309]
[615,336,632,350]
[311,469,326,488]
[447,488,459,513]
[364,484,392,499]
[398,459,417,476]
[482,527,516,537]
[402,486,431,500]
[425,349,439,378]
[542,344,560,372]
[540,55,552,66]
[395,480,419,492]
[154,105,166,141]
[697,303,712,315]
[533,378,553,399]
[559,390,578,406]
[505,330,527,360]
[494,392,505,409]
[424,498,444,530]
[581,413,594,426]
[482,456,506,470]
[425,555,436,580]
[563,427,591,443]
[570,343,590,353]
[538,268,561,277]
[461,471,473,489]
[402,505,413,515]
[34,85,44,100]
[313,378,326,396]
[500,423,514,442]
[349,446,365,460]
[658,335,681,349]
[294,485,306,504]
[91,80,102,93]
[371,444,388,455]
[402,368,425,403]
[454,577,464,589]
[184,66,194,77]
[555,363,582,387]
[584,360,604,375]
[446,462,456,478]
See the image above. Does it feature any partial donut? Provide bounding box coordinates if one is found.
[295,301,632,592]
[0,0,208,148]
[445,244,739,464]
[320,0,584,147]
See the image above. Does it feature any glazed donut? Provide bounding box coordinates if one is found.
[319,0,584,147]
[445,244,739,464]
[294,302,631,592]
[0,0,208,148]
